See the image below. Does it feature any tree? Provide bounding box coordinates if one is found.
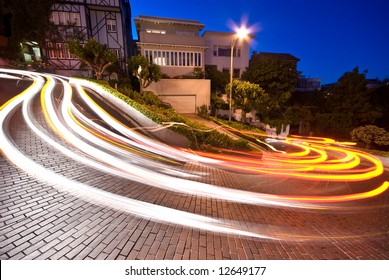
[371,80,389,131]
[311,68,383,138]
[6,0,55,59]
[242,51,300,111]
[225,79,270,121]
[205,65,229,94]
[128,55,162,93]
[284,106,314,135]
[284,106,313,125]
[68,38,118,80]
[329,67,381,131]
[350,125,389,149]
[192,67,205,79]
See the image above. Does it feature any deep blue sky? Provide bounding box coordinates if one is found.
[130,0,389,84]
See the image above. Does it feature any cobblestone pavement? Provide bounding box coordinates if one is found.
[1,77,388,260]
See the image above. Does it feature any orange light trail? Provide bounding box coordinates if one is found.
[278,181,389,203]
[1,68,388,242]
[190,132,385,181]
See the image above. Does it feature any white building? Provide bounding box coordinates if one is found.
[134,15,207,78]
[135,15,211,114]
[203,31,254,78]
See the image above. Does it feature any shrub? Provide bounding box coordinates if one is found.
[197,104,209,119]
[85,79,251,151]
[350,125,389,149]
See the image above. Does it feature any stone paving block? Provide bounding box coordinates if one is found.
[164,245,176,260]
[49,245,73,260]
[23,240,46,256]
[88,242,108,259]
[126,249,138,260]
[0,243,16,257]
[120,240,135,257]
[189,250,198,260]
[137,244,151,260]
[7,241,31,258]
[0,233,21,248]
[13,232,35,247]
[106,248,120,259]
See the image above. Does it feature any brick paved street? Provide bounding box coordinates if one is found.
[1,76,388,260]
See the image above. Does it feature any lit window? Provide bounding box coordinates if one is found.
[64,43,72,59]
[50,11,80,26]
[47,42,56,58]
[146,29,166,34]
[145,49,202,67]
[50,12,59,25]
[56,43,65,59]
[59,12,70,25]
[107,19,117,32]
[71,12,81,26]
[112,49,121,60]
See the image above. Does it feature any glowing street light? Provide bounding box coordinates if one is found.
[229,26,249,121]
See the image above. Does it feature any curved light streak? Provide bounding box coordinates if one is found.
[1,68,388,242]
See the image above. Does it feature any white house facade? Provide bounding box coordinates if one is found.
[134,15,207,78]
[203,31,253,78]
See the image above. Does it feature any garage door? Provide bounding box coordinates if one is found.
[159,95,196,114]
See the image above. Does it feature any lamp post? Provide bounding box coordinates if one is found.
[229,27,248,121]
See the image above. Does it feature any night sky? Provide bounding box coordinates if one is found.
[130,0,389,84]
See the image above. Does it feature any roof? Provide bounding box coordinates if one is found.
[135,15,205,30]
[256,52,300,61]
[202,30,256,39]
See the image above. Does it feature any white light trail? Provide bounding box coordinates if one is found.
[1,68,388,241]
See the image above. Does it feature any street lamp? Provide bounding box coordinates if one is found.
[229,27,249,121]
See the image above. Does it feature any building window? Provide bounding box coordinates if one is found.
[197,53,201,67]
[50,11,80,26]
[222,68,240,78]
[144,49,202,67]
[107,19,117,32]
[213,45,241,57]
[217,46,230,57]
[146,29,166,34]
[56,43,65,59]
[47,42,56,58]
[109,49,121,60]
[47,42,75,59]
[64,43,74,59]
